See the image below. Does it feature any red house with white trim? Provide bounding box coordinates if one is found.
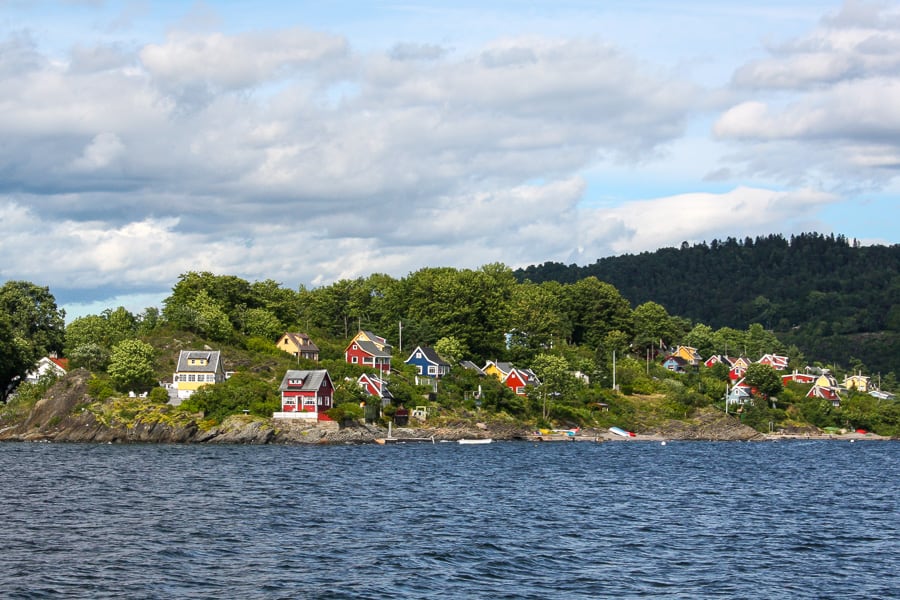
[503,367,540,396]
[782,371,816,385]
[274,369,334,420]
[757,354,789,371]
[345,330,392,373]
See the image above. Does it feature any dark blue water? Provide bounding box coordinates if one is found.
[1,440,897,599]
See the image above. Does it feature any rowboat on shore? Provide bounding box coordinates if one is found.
[609,426,636,437]
[458,438,492,445]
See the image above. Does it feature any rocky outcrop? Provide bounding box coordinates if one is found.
[647,407,765,441]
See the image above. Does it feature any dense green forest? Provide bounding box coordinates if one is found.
[2,239,899,436]
[516,233,900,376]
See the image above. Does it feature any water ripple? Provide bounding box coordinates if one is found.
[0,440,897,598]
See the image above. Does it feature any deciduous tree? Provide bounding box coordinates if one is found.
[107,339,157,393]
[744,362,782,399]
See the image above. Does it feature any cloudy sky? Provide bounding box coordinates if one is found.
[2,0,899,319]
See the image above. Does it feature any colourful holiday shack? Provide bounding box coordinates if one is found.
[273,369,334,420]
[345,330,392,373]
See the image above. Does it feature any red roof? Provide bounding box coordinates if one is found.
[49,357,69,370]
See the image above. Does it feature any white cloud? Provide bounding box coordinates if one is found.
[1,3,897,310]
[139,28,349,92]
[578,186,840,257]
[70,132,125,171]
[715,1,900,188]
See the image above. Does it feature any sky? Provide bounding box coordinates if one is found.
[1,0,899,321]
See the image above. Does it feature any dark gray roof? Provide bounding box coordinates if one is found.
[489,361,514,375]
[176,350,222,373]
[282,332,320,352]
[358,373,393,399]
[279,369,331,392]
[407,346,449,367]
[459,360,485,375]
[354,338,392,358]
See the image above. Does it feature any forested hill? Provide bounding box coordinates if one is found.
[516,233,900,375]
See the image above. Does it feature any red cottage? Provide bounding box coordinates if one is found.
[274,369,334,421]
[345,330,392,373]
[503,367,540,396]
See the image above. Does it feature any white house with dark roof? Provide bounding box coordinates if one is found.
[172,350,225,400]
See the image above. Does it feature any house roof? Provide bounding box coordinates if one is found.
[405,346,449,367]
[459,360,485,375]
[504,367,539,387]
[664,356,689,366]
[353,338,392,358]
[484,361,514,376]
[358,373,393,399]
[677,346,702,361]
[176,350,222,373]
[48,356,69,371]
[279,369,331,392]
[280,332,320,352]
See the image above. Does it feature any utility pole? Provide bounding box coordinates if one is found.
[612,350,617,392]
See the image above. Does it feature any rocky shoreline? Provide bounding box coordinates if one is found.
[1,371,892,445]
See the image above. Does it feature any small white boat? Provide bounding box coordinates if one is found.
[458,438,493,445]
[609,426,635,438]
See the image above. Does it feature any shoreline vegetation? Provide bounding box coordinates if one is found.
[0,371,892,445]
[2,256,897,443]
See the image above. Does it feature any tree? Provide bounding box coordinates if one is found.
[239,307,283,340]
[165,289,234,341]
[434,336,467,365]
[744,363,783,400]
[506,281,568,360]
[103,307,137,339]
[65,315,116,354]
[68,342,109,372]
[137,307,162,335]
[107,339,157,393]
[684,323,716,358]
[0,281,66,358]
[632,301,678,353]
[0,281,66,397]
[561,277,633,348]
[164,272,253,323]
[530,353,574,420]
[0,312,34,401]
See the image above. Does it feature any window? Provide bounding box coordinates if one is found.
[283,398,297,406]
[303,398,316,408]
[188,374,196,382]
[364,357,373,365]
[352,357,358,364]
[416,352,422,358]
[417,366,423,375]
[428,366,436,375]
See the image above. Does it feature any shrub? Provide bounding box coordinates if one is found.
[148,387,171,404]
[327,402,364,426]
[87,376,116,401]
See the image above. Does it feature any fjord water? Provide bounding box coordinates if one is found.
[1,441,897,599]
